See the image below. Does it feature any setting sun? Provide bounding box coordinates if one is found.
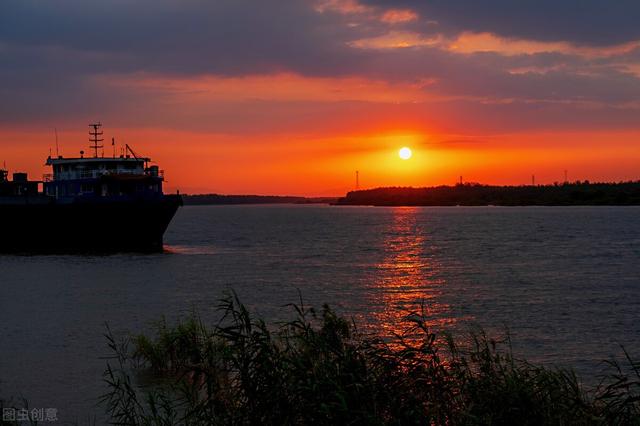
[399,147,413,160]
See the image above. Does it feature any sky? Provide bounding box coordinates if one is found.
[1,0,639,195]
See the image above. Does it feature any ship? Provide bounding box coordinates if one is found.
[0,123,182,253]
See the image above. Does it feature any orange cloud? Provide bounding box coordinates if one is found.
[380,9,418,24]
[350,29,640,63]
[349,31,444,49]
[450,32,640,58]
[99,72,433,104]
[314,0,370,14]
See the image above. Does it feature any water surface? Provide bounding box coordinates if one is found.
[1,205,639,423]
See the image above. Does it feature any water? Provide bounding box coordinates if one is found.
[1,205,639,424]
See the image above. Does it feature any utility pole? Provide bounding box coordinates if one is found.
[532,174,535,186]
[564,169,568,183]
[355,170,360,190]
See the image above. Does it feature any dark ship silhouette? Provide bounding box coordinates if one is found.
[0,123,182,253]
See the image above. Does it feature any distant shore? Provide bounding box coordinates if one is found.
[335,181,640,206]
[182,194,339,205]
[182,182,640,207]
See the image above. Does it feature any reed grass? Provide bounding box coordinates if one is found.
[102,293,640,425]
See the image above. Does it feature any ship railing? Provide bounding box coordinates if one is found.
[116,170,148,177]
[48,170,151,180]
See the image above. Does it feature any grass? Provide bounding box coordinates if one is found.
[102,293,640,425]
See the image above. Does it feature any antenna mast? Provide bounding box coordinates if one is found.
[54,127,60,157]
[88,123,104,158]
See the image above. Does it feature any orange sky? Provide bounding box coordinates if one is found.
[2,124,638,196]
[2,1,640,196]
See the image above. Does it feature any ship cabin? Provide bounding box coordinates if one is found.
[0,169,40,196]
[43,156,164,200]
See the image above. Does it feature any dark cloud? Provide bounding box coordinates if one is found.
[0,0,370,123]
[0,0,368,77]
[1,0,640,133]
[361,0,640,46]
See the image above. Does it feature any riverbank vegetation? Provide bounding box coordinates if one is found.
[336,181,640,206]
[102,294,640,425]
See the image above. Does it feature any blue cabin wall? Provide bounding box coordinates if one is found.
[44,178,163,199]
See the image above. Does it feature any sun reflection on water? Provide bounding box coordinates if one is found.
[366,207,459,338]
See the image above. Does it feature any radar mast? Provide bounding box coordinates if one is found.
[88,123,104,158]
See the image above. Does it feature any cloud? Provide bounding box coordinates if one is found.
[380,9,419,24]
[0,0,367,77]
[359,0,640,46]
[449,33,640,58]
[1,0,640,137]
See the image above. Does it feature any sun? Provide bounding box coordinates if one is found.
[399,147,412,160]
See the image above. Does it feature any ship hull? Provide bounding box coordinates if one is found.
[0,195,182,253]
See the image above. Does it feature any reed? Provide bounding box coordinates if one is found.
[102,293,640,425]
